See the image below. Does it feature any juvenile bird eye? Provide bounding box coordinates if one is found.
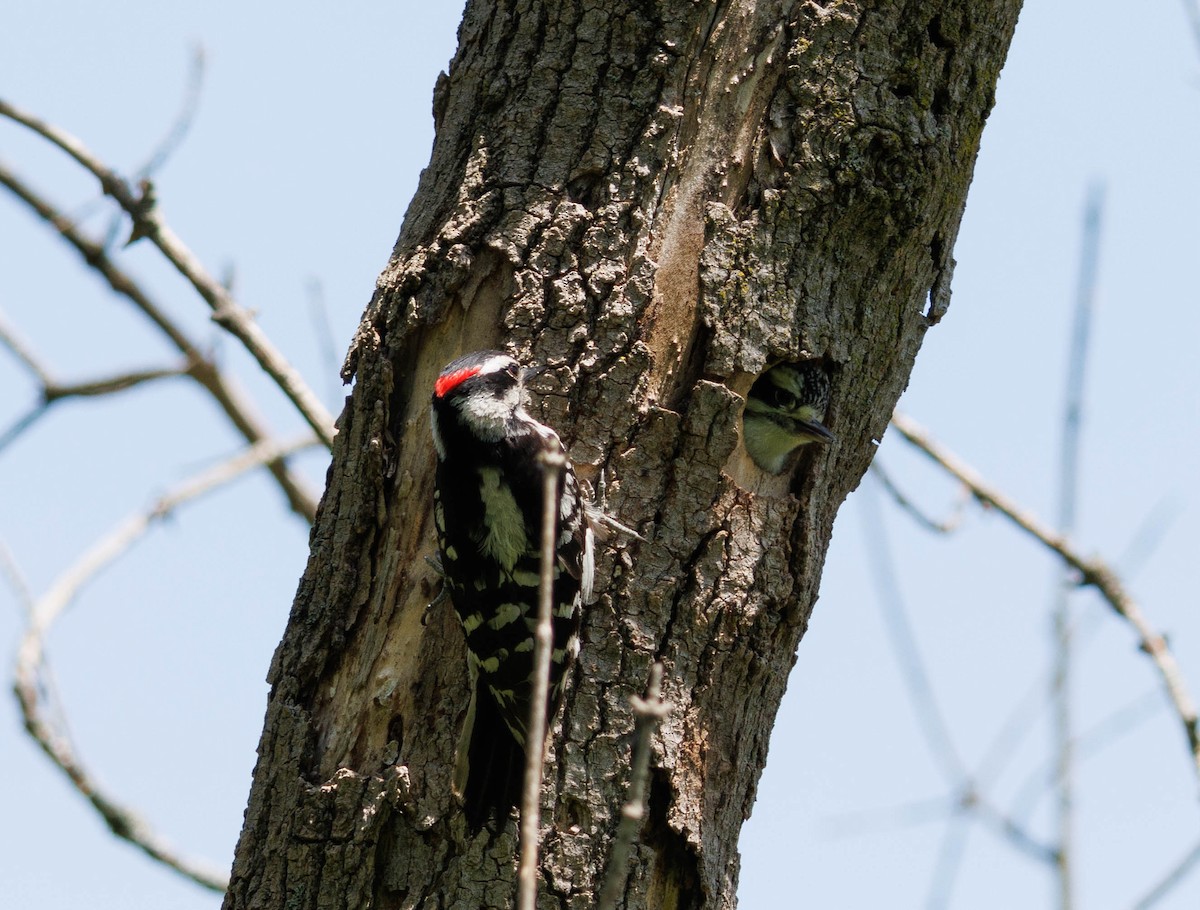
[773,389,797,410]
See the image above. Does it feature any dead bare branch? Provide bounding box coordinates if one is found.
[890,411,1200,787]
[45,366,189,400]
[0,98,336,447]
[0,360,187,455]
[9,433,317,893]
[0,158,320,521]
[0,304,187,400]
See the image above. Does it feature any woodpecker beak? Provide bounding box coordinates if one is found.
[521,364,547,385]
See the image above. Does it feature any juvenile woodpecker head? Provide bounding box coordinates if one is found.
[742,360,834,474]
[430,351,530,457]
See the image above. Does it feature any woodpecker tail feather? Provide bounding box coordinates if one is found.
[460,677,526,830]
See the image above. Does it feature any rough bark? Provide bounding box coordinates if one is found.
[222,1,1022,908]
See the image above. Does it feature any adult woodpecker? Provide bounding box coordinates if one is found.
[430,350,619,826]
[742,360,835,473]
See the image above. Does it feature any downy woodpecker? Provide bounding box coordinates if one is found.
[430,350,605,826]
[742,361,834,473]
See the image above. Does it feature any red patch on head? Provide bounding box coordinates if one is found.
[434,365,482,398]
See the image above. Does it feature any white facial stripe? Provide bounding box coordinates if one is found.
[478,354,517,375]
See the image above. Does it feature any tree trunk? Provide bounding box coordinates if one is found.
[222,1,1022,907]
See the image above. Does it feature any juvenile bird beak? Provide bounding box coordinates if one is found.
[796,419,835,444]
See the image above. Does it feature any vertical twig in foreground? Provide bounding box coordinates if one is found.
[517,448,566,910]
[598,663,669,910]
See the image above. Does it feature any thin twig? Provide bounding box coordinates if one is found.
[821,785,1055,867]
[95,45,207,249]
[305,277,343,409]
[0,98,336,447]
[862,473,1061,868]
[0,540,35,616]
[972,669,1053,791]
[43,365,189,401]
[861,477,965,784]
[1,303,188,407]
[967,791,1059,865]
[1133,834,1200,909]
[0,308,53,383]
[869,460,967,534]
[10,434,317,893]
[0,362,187,455]
[598,663,670,910]
[1051,181,1102,910]
[891,411,1200,786]
[1008,690,1164,826]
[0,158,320,521]
[1182,0,1200,62]
[822,795,952,837]
[1119,497,1184,580]
[0,407,47,456]
[136,45,207,183]
[517,448,566,910]
[925,814,970,910]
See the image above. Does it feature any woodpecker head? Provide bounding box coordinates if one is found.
[431,351,530,457]
[742,361,834,474]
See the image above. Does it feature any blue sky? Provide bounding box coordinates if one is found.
[2,2,1198,908]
